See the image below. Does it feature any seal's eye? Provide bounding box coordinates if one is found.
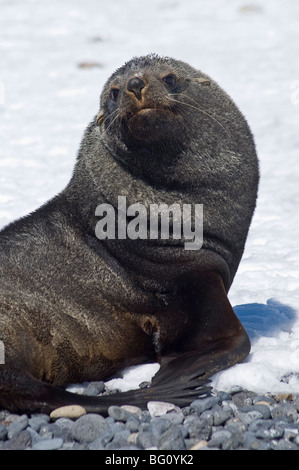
[162,74,177,87]
[110,88,120,101]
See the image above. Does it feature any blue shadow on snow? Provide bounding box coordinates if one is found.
[233,299,297,343]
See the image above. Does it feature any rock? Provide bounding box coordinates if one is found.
[71,413,108,443]
[158,426,186,450]
[108,406,133,422]
[136,431,158,449]
[184,417,212,441]
[121,405,142,417]
[253,394,277,406]
[271,403,298,422]
[213,405,234,426]
[252,404,271,419]
[148,418,171,437]
[26,427,43,446]
[225,417,247,434]
[238,404,271,419]
[88,438,105,450]
[284,426,299,441]
[31,437,64,450]
[84,381,105,396]
[83,385,100,396]
[217,391,232,401]
[50,405,86,419]
[235,409,263,425]
[4,430,32,450]
[147,401,176,417]
[52,417,74,441]
[190,440,209,450]
[231,391,257,407]
[28,415,50,432]
[190,396,220,414]
[243,431,271,450]
[208,429,232,449]
[0,423,8,441]
[7,414,28,439]
[125,415,141,432]
[274,393,293,402]
[271,439,299,450]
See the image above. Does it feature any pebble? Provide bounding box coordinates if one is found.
[121,405,142,417]
[1,386,299,450]
[147,401,176,417]
[71,413,108,443]
[7,415,28,439]
[158,425,186,450]
[190,396,220,414]
[31,437,64,450]
[50,405,86,419]
[108,405,133,422]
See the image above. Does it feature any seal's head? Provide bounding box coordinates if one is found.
[97,54,214,161]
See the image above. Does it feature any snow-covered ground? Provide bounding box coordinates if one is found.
[1,0,299,396]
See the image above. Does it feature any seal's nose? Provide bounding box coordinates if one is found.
[127,76,145,101]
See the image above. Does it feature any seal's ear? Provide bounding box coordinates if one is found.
[195,77,211,86]
[97,109,105,126]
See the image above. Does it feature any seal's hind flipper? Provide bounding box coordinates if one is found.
[0,366,211,415]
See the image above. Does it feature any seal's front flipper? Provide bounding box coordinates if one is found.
[151,271,250,390]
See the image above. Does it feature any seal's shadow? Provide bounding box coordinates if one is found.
[233,299,297,342]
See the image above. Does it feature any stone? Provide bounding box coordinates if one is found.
[0,423,8,441]
[121,405,142,417]
[185,417,212,441]
[147,401,176,417]
[190,440,209,450]
[136,431,158,449]
[158,426,186,450]
[217,391,232,401]
[28,415,50,432]
[50,405,86,419]
[190,396,220,414]
[31,438,64,450]
[4,430,32,450]
[125,415,140,432]
[7,414,28,439]
[231,391,257,407]
[84,381,105,395]
[208,430,232,448]
[148,418,171,437]
[213,405,234,426]
[108,406,132,422]
[71,413,108,443]
[235,409,263,425]
[271,403,298,422]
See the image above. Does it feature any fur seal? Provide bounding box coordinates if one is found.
[0,54,259,414]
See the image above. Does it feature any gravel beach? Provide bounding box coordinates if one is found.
[1,382,299,451]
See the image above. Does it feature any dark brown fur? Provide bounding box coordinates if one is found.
[0,54,259,414]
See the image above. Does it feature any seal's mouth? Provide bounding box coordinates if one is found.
[135,107,167,115]
[124,105,182,142]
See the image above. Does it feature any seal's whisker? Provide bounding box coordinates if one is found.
[168,94,231,137]
[105,109,121,132]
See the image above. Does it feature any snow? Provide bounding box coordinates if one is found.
[1,0,299,396]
